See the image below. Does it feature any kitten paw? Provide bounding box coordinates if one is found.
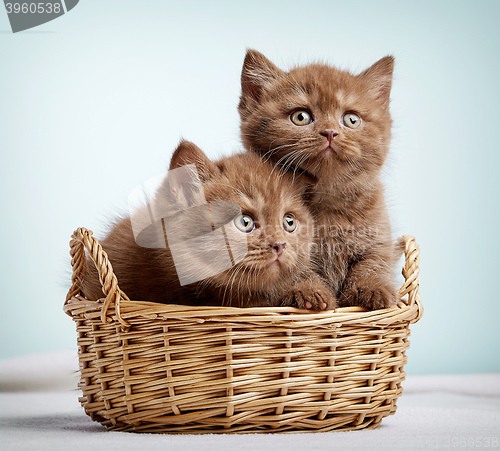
[339,280,397,310]
[282,280,337,311]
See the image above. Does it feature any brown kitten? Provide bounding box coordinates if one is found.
[81,140,335,310]
[238,50,399,310]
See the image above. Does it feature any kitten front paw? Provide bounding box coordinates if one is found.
[282,280,337,311]
[339,279,397,310]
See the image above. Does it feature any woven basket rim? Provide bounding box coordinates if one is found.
[64,296,421,331]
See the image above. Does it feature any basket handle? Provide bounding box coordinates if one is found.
[398,235,422,321]
[64,227,130,328]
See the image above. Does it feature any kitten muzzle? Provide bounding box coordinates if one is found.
[320,129,339,143]
[271,241,286,257]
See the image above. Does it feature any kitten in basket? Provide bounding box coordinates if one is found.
[81,140,336,310]
[239,50,401,310]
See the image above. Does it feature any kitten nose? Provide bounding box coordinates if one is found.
[271,241,286,257]
[321,129,339,143]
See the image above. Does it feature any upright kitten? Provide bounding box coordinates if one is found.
[239,50,399,310]
[81,140,335,309]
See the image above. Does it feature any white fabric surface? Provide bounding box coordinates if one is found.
[1,351,499,450]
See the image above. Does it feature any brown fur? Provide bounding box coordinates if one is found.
[239,50,399,309]
[81,140,335,310]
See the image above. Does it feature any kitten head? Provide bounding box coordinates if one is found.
[238,50,394,183]
[169,140,314,303]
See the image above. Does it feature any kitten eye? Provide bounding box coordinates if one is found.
[290,110,313,126]
[283,213,298,233]
[342,113,362,129]
[233,214,255,233]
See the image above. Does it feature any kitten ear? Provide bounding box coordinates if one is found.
[359,56,394,105]
[240,49,284,107]
[170,140,218,180]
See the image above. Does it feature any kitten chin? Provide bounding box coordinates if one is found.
[238,50,399,310]
[80,140,336,310]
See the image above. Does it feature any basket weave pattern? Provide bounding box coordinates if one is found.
[64,227,422,433]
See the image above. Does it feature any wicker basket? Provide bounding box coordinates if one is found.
[64,227,422,434]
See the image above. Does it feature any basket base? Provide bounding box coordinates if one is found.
[88,410,391,434]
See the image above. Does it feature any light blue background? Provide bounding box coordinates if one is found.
[0,0,498,374]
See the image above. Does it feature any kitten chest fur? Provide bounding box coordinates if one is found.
[308,176,393,294]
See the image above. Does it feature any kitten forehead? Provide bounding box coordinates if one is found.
[237,190,263,213]
[236,177,303,215]
[204,153,309,218]
[256,65,365,118]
